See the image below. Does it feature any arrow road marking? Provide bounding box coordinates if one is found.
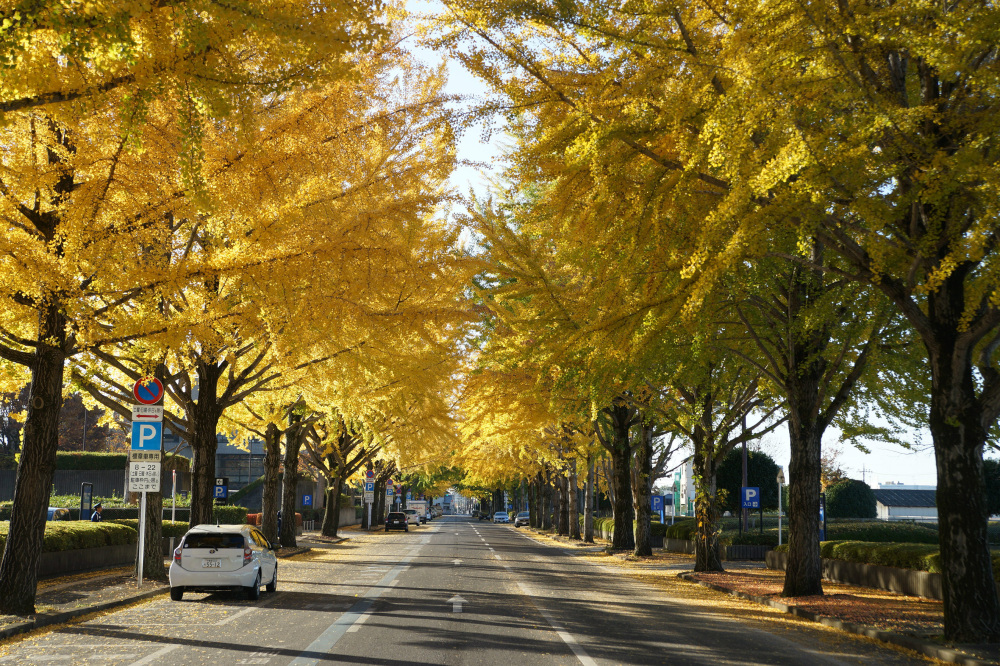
[452,559,463,565]
[447,595,467,613]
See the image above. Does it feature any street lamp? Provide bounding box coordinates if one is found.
[776,467,786,546]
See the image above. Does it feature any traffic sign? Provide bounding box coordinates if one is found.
[213,477,229,499]
[363,481,374,502]
[394,484,402,495]
[365,469,375,480]
[651,495,663,512]
[303,494,312,506]
[129,462,160,492]
[386,487,394,497]
[131,421,162,450]
[741,486,760,509]
[131,404,163,421]
[133,378,164,405]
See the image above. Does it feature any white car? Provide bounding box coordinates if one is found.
[403,509,423,526]
[493,511,510,523]
[169,524,278,601]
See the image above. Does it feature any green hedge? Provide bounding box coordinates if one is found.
[775,540,1000,582]
[664,518,697,540]
[0,521,137,553]
[727,532,780,546]
[211,505,249,524]
[109,519,189,538]
[826,521,939,544]
[0,452,190,471]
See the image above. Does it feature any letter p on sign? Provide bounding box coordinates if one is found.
[131,421,162,451]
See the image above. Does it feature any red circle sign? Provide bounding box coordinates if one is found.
[133,378,164,405]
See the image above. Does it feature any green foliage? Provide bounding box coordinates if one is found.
[664,518,697,540]
[827,520,938,544]
[228,475,264,504]
[727,532,779,547]
[825,479,877,519]
[0,521,137,553]
[208,505,249,525]
[716,449,781,513]
[109,519,189,539]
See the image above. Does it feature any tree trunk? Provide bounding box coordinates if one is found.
[551,476,562,534]
[541,475,553,529]
[922,285,1000,640]
[0,303,66,615]
[692,424,724,572]
[322,475,343,538]
[782,413,824,595]
[138,491,166,581]
[187,363,224,528]
[375,479,386,527]
[569,458,581,540]
[632,423,654,557]
[261,423,281,545]
[280,423,303,548]
[529,475,540,528]
[584,455,595,543]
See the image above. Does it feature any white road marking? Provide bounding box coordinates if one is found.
[127,645,180,666]
[345,610,373,633]
[216,595,278,626]
[447,594,467,613]
[494,553,502,560]
[517,581,598,666]
[452,558,463,565]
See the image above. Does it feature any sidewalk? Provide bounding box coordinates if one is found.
[0,545,313,643]
[529,528,1000,666]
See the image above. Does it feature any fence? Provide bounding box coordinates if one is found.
[0,469,126,502]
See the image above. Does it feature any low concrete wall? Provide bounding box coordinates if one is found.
[38,544,136,577]
[765,551,977,600]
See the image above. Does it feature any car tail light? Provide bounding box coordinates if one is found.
[244,547,253,566]
[173,547,182,563]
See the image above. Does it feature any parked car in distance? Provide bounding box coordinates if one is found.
[493,511,510,523]
[513,511,530,527]
[46,507,70,521]
[169,524,277,602]
[385,511,409,532]
[403,509,422,526]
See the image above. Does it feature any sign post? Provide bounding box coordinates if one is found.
[740,486,760,536]
[364,469,375,531]
[80,482,93,521]
[776,467,785,546]
[130,378,164,588]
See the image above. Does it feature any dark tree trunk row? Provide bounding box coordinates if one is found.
[632,422,654,557]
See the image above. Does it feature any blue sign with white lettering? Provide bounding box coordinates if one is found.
[130,421,162,450]
[364,482,375,493]
[651,495,663,512]
[302,495,312,506]
[213,485,227,499]
[741,486,760,509]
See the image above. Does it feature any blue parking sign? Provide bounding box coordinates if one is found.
[741,487,760,509]
[651,495,663,512]
[303,495,312,506]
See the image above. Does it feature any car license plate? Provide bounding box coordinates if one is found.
[202,559,221,568]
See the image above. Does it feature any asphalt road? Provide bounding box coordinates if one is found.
[0,516,931,665]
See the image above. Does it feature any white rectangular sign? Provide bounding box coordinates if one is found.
[131,404,164,421]
[129,450,162,463]
[129,462,161,493]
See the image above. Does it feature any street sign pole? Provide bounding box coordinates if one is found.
[138,491,146,588]
[367,501,372,532]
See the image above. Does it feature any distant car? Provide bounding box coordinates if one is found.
[477,511,487,521]
[46,507,70,521]
[513,511,530,527]
[493,511,510,523]
[403,509,422,526]
[385,511,409,532]
[169,524,277,602]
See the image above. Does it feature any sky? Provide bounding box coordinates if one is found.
[407,3,943,490]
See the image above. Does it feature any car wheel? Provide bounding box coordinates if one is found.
[170,586,184,601]
[266,564,277,593]
[245,572,261,601]
[404,526,409,532]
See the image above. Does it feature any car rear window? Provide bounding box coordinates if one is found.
[183,533,245,549]
[387,512,405,519]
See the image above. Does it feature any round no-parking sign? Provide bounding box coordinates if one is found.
[133,378,164,405]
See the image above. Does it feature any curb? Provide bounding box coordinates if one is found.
[278,547,311,558]
[0,585,168,643]
[677,572,993,666]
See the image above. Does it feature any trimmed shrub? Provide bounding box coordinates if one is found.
[826,520,938,544]
[727,532,779,546]
[109,519,189,538]
[209,505,249,525]
[664,518,697,540]
[825,479,877,519]
[0,521,138,553]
